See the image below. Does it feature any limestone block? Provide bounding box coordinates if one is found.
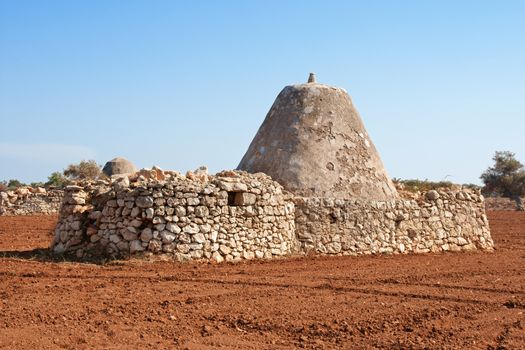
[136,196,154,208]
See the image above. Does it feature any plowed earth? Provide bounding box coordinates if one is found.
[0,212,524,349]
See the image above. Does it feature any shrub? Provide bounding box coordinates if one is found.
[392,178,454,193]
[46,172,69,188]
[63,160,101,181]
[7,179,25,189]
[481,151,525,210]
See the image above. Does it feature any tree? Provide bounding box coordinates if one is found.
[63,160,101,181]
[7,179,25,189]
[46,172,69,188]
[481,151,525,211]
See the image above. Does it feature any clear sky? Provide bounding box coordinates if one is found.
[1,0,524,185]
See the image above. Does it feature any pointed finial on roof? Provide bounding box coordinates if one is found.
[307,72,316,83]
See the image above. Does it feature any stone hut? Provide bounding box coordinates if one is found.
[51,75,494,261]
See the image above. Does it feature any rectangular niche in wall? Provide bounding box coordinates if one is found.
[227,192,257,206]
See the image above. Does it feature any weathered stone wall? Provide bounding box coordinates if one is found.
[294,189,493,255]
[52,170,296,261]
[0,188,63,216]
[52,168,494,262]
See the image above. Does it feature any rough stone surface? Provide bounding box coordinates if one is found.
[52,169,297,261]
[51,167,493,262]
[238,78,398,200]
[0,187,63,216]
[294,188,493,256]
[102,157,137,177]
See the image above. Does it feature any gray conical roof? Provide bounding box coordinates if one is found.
[102,157,137,176]
[237,75,398,200]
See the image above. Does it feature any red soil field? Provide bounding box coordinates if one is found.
[0,212,524,349]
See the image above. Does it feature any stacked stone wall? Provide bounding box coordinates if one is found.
[294,189,493,255]
[52,168,494,262]
[52,170,296,262]
[0,188,63,216]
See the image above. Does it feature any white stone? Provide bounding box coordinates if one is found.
[145,208,154,219]
[193,233,206,244]
[457,237,468,246]
[177,244,190,253]
[162,243,176,253]
[217,181,248,192]
[53,242,65,254]
[243,251,255,260]
[152,216,165,224]
[122,228,138,241]
[166,222,181,234]
[175,206,186,217]
[183,223,199,234]
[234,192,257,206]
[187,197,200,206]
[195,206,209,217]
[88,211,102,220]
[136,196,154,208]
[109,234,121,243]
[154,223,166,231]
[212,251,224,263]
[140,228,153,242]
[148,239,161,252]
[160,230,176,243]
[219,245,231,255]
[130,207,141,217]
[130,240,145,253]
[70,221,81,231]
[130,219,142,228]
[425,190,440,201]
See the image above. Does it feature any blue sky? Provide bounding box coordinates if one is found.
[1,0,524,185]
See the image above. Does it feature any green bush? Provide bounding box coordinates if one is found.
[481,151,525,210]
[46,172,69,188]
[6,179,25,189]
[63,160,101,181]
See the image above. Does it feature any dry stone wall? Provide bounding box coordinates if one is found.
[294,189,493,255]
[52,170,296,262]
[0,187,63,216]
[52,168,494,262]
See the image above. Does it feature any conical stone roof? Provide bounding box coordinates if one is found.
[102,157,137,177]
[237,74,398,200]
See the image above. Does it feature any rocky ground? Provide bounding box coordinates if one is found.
[0,212,523,349]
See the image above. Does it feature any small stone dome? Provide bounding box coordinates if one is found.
[102,157,137,177]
